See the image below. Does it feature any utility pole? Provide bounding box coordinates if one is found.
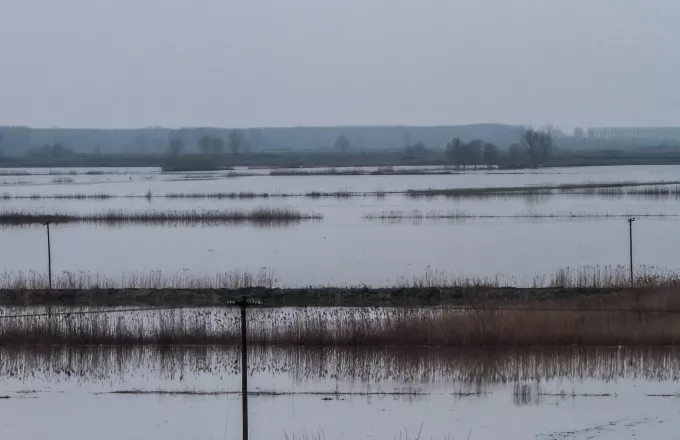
[628,218,635,286]
[239,297,249,440]
[43,221,53,324]
[227,296,260,440]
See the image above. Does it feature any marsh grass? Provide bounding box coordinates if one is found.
[0,193,116,201]
[7,180,680,201]
[166,191,272,199]
[5,282,680,346]
[0,265,675,290]
[363,210,676,220]
[270,167,457,176]
[270,168,364,176]
[400,265,678,289]
[0,170,127,177]
[51,177,75,184]
[4,345,680,386]
[0,207,321,226]
[0,190,374,200]
[405,180,680,198]
[0,268,276,290]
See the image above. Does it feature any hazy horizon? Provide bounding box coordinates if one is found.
[2,0,680,129]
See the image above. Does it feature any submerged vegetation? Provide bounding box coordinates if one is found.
[0,207,321,226]
[3,179,680,201]
[4,345,680,386]
[405,180,680,198]
[269,166,459,176]
[363,209,677,221]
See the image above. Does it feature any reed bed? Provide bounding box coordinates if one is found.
[51,177,74,184]
[0,193,116,200]
[5,180,680,201]
[368,166,457,175]
[6,284,680,346]
[0,265,676,291]
[3,345,680,386]
[0,170,131,177]
[269,167,457,176]
[165,190,366,199]
[270,168,365,176]
[165,191,274,199]
[400,265,679,289]
[0,207,321,226]
[363,209,676,220]
[364,209,473,220]
[405,180,680,198]
[0,190,378,200]
[0,268,275,290]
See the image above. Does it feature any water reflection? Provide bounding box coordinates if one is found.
[3,346,680,387]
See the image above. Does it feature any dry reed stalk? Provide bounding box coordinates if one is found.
[4,285,680,347]
[0,268,276,289]
[4,345,680,386]
[0,207,321,226]
[0,265,676,291]
[405,180,680,198]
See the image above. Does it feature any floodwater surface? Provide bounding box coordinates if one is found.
[2,165,680,286]
[1,347,679,439]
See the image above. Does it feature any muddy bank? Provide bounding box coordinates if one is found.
[0,286,629,307]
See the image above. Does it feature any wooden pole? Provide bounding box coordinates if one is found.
[628,218,635,286]
[44,222,52,290]
[43,221,53,326]
[240,296,248,440]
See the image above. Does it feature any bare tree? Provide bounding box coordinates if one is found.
[228,130,245,155]
[522,127,553,168]
[333,135,350,153]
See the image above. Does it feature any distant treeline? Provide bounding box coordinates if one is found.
[3,147,680,170]
[3,124,680,169]
[0,124,524,156]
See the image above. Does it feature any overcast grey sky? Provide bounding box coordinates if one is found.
[1,0,679,129]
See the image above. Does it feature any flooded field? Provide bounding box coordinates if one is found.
[1,346,680,439]
[2,165,680,286]
[4,164,680,439]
